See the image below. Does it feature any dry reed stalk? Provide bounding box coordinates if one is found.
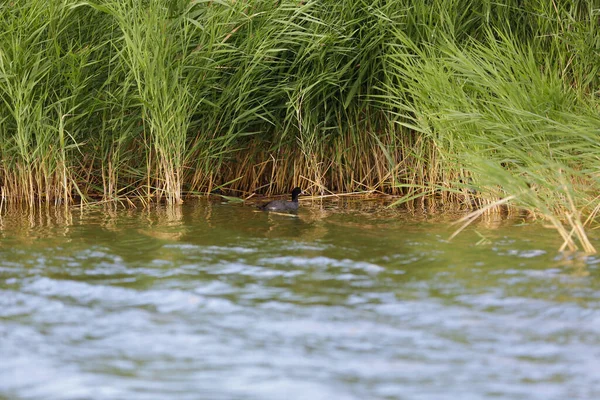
[449,195,516,241]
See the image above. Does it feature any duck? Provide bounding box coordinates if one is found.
[258,187,302,212]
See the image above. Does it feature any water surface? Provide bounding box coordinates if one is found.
[1,199,599,400]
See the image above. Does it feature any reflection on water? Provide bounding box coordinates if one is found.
[1,199,599,400]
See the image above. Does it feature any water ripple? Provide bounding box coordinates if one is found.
[1,203,600,400]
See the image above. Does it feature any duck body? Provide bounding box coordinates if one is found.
[258,187,302,212]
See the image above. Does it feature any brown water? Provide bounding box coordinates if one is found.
[1,199,599,400]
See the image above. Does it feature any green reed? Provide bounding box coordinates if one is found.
[0,0,598,249]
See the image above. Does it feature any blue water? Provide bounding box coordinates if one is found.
[1,200,599,399]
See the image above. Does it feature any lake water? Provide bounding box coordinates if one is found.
[1,198,599,400]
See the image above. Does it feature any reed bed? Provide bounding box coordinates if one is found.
[0,0,599,250]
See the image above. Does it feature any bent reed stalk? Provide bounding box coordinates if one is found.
[0,0,599,251]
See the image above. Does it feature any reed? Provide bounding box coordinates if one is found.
[0,0,598,249]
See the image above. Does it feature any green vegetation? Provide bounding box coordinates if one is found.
[1,0,599,250]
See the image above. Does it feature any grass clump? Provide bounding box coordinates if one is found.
[0,0,599,250]
[383,24,600,251]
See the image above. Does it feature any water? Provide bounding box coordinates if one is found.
[1,199,599,400]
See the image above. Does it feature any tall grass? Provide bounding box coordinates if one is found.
[0,0,599,249]
[382,6,600,251]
